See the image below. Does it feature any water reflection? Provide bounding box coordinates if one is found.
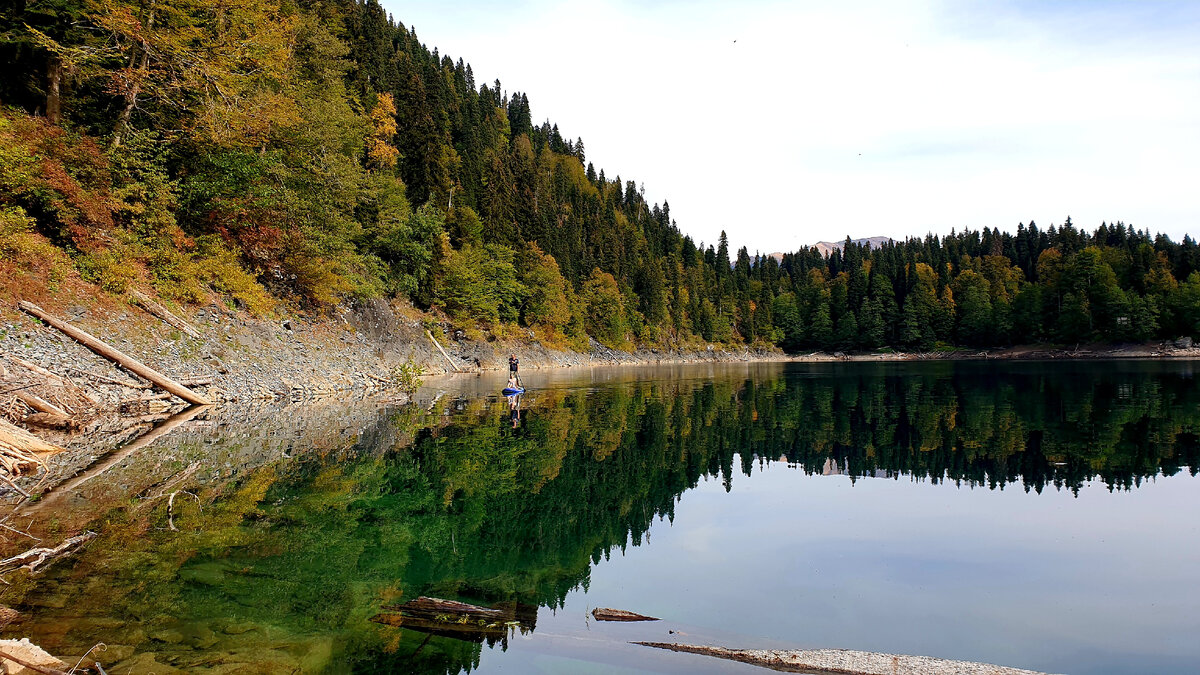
[1,361,1196,673]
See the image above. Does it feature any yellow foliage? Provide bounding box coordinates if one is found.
[367,93,399,170]
[0,207,74,286]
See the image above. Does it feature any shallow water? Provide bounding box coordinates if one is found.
[3,361,1198,674]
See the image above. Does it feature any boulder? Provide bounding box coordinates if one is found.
[0,638,66,675]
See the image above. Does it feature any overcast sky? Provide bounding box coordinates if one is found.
[379,0,1200,254]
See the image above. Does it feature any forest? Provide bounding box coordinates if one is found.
[3,0,1200,352]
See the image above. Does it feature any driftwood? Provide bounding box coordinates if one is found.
[74,369,149,389]
[20,413,79,431]
[17,301,211,405]
[176,375,213,387]
[0,418,59,465]
[10,357,97,404]
[426,330,461,373]
[9,359,65,387]
[11,391,68,419]
[592,607,659,622]
[0,531,97,573]
[131,289,201,339]
[371,596,536,645]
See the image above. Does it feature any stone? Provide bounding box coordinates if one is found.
[1175,336,1193,349]
[217,621,259,636]
[149,629,184,644]
[108,652,185,675]
[179,623,218,649]
[0,638,67,675]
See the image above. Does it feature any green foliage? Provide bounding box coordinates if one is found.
[389,359,425,394]
[0,205,73,285]
[519,244,571,329]
[435,238,526,324]
[582,268,627,349]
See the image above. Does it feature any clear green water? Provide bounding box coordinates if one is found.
[4,361,1198,674]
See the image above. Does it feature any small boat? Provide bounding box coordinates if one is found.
[502,387,524,395]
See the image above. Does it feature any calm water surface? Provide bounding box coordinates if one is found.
[4,361,1198,674]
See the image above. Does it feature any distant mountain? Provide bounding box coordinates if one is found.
[765,236,892,262]
[813,236,892,256]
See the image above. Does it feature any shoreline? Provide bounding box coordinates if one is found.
[3,286,1198,487]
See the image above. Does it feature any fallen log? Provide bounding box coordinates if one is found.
[382,596,506,620]
[11,390,69,419]
[17,301,211,405]
[371,596,537,646]
[9,358,98,407]
[0,419,61,459]
[8,358,65,387]
[131,289,202,339]
[0,531,97,573]
[592,608,659,622]
[631,643,1058,675]
[176,375,213,387]
[10,358,98,405]
[20,413,79,432]
[427,330,461,373]
[74,369,150,389]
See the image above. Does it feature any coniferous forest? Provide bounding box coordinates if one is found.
[3,0,1200,352]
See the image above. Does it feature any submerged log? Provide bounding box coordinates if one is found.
[371,596,537,645]
[17,301,211,405]
[369,613,510,643]
[631,643,1057,675]
[592,607,660,622]
[0,531,97,573]
[382,596,506,620]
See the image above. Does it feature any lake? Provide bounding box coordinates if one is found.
[3,360,1198,674]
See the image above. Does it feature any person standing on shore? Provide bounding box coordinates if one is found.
[508,354,521,388]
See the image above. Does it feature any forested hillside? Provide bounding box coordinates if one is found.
[2,0,1199,351]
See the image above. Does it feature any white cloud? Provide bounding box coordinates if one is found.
[381,0,1200,252]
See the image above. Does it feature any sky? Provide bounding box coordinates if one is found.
[379,0,1200,254]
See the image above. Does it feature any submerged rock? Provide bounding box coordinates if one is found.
[0,638,67,675]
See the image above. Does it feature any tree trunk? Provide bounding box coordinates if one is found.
[17,301,211,405]
[112,0,155,146]
[45,56,63,124]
